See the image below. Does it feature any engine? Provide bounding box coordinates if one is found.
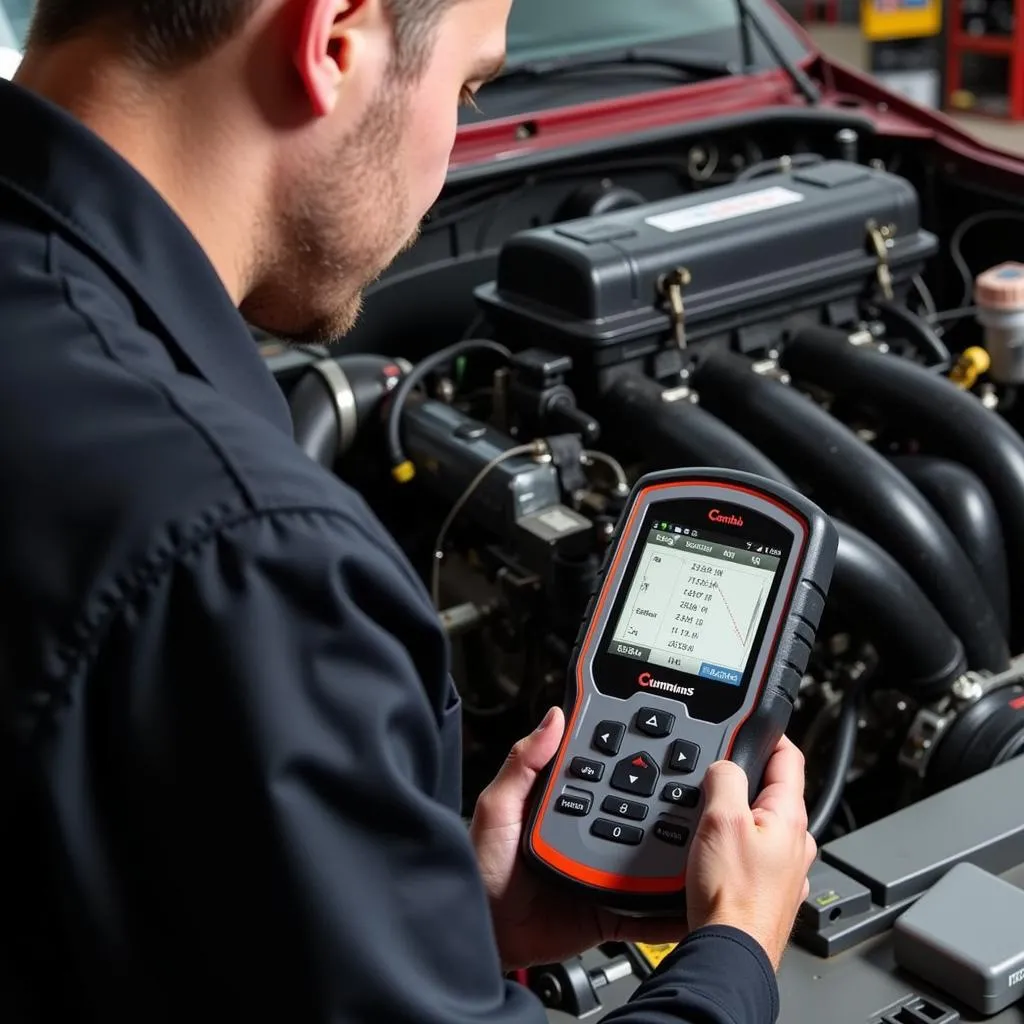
[274,153,1024,847]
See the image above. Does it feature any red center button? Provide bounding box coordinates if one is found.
[610,751,659,797]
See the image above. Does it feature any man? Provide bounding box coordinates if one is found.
[0,1,816,1021]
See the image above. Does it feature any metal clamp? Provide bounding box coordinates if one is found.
[899,661,1024,778]
[866,220,895,302]
[658,267,692,351]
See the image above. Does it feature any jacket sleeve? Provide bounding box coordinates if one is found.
[100,506,547,1024]
[604,927,780,1024]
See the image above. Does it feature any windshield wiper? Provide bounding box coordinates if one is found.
[734,0,820,104]
[493,47,738,85]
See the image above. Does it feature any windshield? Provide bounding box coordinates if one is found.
[0,0,28,48]
[505,0,807,68]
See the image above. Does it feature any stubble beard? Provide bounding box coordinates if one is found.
[242,81,418,347]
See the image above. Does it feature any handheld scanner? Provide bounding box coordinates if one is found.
[523,468,838,916]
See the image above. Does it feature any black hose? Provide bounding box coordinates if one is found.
[892,455,1011,640]
[602,375,967,693]
[386,340,510,480]
[870,299,950,370]
[782,325,1024,647]
[289,355,408,468]
[831,521,967,696]
[808,682,862,840]
[691,349,1009,673]
[601,372,791,481]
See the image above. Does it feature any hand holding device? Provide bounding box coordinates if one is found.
[687,736,817,969]
[523,468,837,916]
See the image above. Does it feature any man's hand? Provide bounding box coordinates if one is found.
[470,707,688,970]
[685,736,817,970]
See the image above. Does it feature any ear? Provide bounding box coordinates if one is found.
[294,0,367,118]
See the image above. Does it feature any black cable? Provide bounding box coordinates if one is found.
[386,340,511,481]
[808,682,862,840]
[870,299,950,369]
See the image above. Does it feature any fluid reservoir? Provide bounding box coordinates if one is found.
[975,262,1024,384]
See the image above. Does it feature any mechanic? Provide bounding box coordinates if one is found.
[0,1,816,1021]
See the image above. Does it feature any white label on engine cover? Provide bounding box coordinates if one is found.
[536,508,584,534]
[644,186,804,233]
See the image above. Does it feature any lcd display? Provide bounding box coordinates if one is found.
[608,527,781,685]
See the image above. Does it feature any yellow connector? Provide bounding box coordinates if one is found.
[949,347,991,390]
[391,460,416,484]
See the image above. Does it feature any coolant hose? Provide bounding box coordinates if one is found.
[830,522,967,696]
[601,373,789,480]
[691,349,1009,673]
[289,354,407,467]
[781,325,1024,645]
[602,375,967,693]
[892,456,1010,640]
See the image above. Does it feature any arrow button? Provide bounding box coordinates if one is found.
[592,721,625,756]
[667,740,700,775]
[636,708,675,738]
[611,751,659,797]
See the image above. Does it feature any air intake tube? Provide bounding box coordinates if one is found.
[602,374,967,694]
[690,349,1009,674]
[781,325,1024,646]
[289,355,407,468]
[891,456,1010,639]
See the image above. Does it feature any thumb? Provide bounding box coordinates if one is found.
[700,760,753,826]
[475,707,565,828]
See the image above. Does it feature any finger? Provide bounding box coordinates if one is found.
[474,707,565,828]
[700,761,753,832]
[752,736,807,822]
[804,831,818,870]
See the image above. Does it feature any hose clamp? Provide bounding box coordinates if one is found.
[899,660,1024,778]
[311,358,358,457]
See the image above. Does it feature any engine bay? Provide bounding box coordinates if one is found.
[266,110,1024,870]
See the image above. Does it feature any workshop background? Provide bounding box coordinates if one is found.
[788,1,1024,154]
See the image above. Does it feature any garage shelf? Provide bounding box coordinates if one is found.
[945,0,1024,119]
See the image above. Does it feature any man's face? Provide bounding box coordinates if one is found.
[242,0,510,344]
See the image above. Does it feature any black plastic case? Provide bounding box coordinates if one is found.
[475,162,937,390]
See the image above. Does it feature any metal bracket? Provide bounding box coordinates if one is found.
[658,267,692,351]
[866,220,896,302]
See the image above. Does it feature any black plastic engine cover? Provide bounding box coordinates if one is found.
[474,161,937,393]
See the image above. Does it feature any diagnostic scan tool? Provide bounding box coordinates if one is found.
[524,469,838,915]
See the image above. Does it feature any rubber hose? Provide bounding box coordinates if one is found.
[831,521,966,696]
[891,455,1011,640]
[807,684,862,840]
[781,325,1024,646]
[603,375,966,693]
[691,349,1008,673]
[290,354,406,467]
[601,372,791,481]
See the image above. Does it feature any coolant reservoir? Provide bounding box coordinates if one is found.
[975,262,1024,384]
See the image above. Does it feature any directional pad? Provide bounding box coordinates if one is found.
[610,751,659,797]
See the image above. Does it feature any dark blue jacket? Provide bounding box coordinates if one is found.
[0,78,778,1024]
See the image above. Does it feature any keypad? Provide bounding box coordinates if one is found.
[602,795,648,821]
[610,752,659,797]
[667,739,700,774]
[654,820,690,847]
[569,756,605,782]
[555,791,592,817]
[591,819,644,846]
[636,708,675,738]
[592,721,625,756]
[662,783,700,808]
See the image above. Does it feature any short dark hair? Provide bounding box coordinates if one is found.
[29,0,457,73]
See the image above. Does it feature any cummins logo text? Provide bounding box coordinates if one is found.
[638,671,695,697]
